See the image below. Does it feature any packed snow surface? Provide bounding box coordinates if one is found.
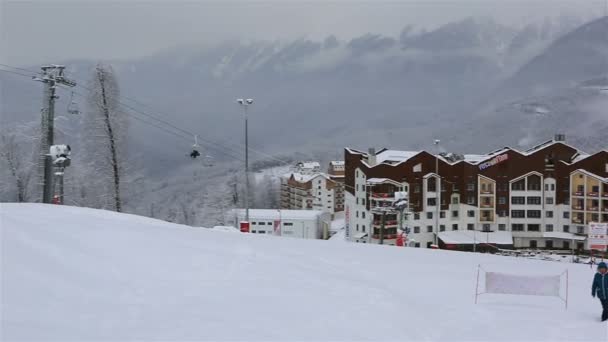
[1,203,606,341]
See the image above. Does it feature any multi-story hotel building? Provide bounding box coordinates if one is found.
[344,136,608,251]
[280,161,346,216]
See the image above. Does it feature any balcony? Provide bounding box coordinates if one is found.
[372,234,398,240]
[480,203,494,208]
[603,193,608,198]
[480,190,494,195]
[371,193,395,199]
[588,207,599,211]
[572,218,584,224]
[588,192,599,197]
[373,220,398,227]
[572,205,584,210]
[573,191,584,196]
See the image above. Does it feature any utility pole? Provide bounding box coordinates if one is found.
[434,139,441,246]
[380,210,386,245]
[237,99,253,222]
[34,65,76,203]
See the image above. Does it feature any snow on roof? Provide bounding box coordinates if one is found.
[374,150,420,164]
[330,161,345,166]
[366,178,402,186]
[543,232,586,241]
[297,161,320,168]
[438,231,513,245]
[284,171,330,183]
[353,232,368,239]
[463,154,487,163]
[231,209,326,220]
[571,153,591,163]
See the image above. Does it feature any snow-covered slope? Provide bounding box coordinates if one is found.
[1,203,606,341]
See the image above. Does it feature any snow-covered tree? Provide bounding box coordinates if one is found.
[83,63,128,212]
[0,129,36,202]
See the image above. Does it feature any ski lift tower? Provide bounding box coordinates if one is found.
[34,65,76,203]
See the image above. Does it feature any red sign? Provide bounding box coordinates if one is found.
[240,221,250,233]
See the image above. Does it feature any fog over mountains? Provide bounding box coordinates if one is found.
[2,15,606,174]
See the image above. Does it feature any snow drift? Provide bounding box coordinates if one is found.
[1,203,606,341]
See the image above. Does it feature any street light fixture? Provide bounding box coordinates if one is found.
[237,98,253,223]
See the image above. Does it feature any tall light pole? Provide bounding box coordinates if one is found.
[237,98,253,223]
[434,139,441,246]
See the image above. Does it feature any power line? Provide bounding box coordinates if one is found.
[0,63,39,75]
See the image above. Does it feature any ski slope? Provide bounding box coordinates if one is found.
[1,203,606,341]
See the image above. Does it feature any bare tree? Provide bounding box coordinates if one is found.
[0,131,34,202]
[84,63,128,212]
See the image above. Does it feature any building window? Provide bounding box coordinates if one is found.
[415,242,421,248]
[440,225,445,232]
[284,222,293,226]
[427,226,433,233]
[527,210,541,218]
[546,240,553,249]
[512,179,525,191]
[258,222,266,225]
[546,197,554,205]
[362,212,366,219]
[356,211,359,218]
[252,222,258,225]
[414,213,420,220]
[527,197,541,205]
[440,211,446,218]
[414,226,420,233]
[467,210,475,218]
[452,224,458,231]
[362,225,366,232]
[563,212,570,219]
[527,224,540,232]
[356,184,359,191]
[545,211,553,218]
[545,184,549,191]
[467,224,474,231]
[466,183,475,191]
[356,170,359,178]
[467,196,475,205]
[498,197,506,205]
[546,224,554,232]
[551,184,555,191]
[498,210,508,217]
[498,224,506,231]
[361,198,365,205]
[414,184,421,193]
[452,183,459,191]
[511,197,525,205]
[427,198,436,206]
[563,241,570,250]
[563,225,570,233]
[356,224,359,231]
[452,196,459,204]
[426,212,433,219]
[356,198,359,205]
[530,240,538,248]
[512,224,524,231]
[452,210,459,218]
[577,226,584,234]
[252,230,257,233]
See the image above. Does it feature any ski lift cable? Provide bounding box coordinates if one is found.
[0,67,37,79]
[58,86,247,163]
[0,63,39,75]
[68,83,285,165]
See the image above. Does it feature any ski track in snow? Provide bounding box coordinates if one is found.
[1,203,607,341]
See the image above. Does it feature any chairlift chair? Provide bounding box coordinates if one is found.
[67,91,80,115]
[190,135,201,159]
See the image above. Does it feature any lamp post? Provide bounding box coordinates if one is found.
[434,139,441,246]
[237,98,253,223]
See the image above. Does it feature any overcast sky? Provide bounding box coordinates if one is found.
[1,0,605,66]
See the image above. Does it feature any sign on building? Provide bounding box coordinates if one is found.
[588,222,608,251]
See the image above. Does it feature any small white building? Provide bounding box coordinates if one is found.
[228,209,331,240]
